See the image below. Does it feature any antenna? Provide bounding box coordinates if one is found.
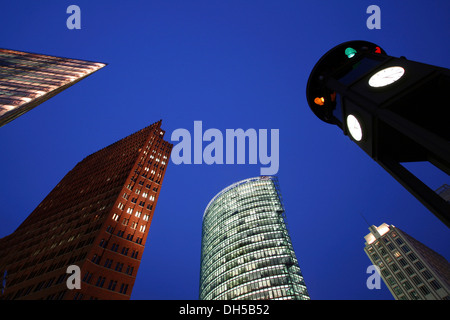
[359,212,371,227]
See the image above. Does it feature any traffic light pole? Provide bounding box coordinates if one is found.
[378,155,450,228]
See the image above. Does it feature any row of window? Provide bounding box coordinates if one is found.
[82,273,130,296]
[201,245,292,288]
[3,271,69,300]
[202,254,297,297]
[91,254,135,276]
[368,231,445,299]
[105,225,145,246]
[203,216,285,261]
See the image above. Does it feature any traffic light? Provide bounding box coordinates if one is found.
[345,47,357,58]
[314,97,325,105]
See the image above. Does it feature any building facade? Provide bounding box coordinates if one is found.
[199,176,310,300]
[0,120,172,300]
[364,223,450,300]
[0,48,105,127]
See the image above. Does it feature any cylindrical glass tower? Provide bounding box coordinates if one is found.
[199,176,310,300]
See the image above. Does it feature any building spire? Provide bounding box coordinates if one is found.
[359,212,371,227]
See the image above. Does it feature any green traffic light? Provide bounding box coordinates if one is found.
[345,47,357,58]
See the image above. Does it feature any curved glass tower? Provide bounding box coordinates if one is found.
[200,176,310,300]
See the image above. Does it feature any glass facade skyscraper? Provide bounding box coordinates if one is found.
[0,48,105,127]
[200,176,310,300]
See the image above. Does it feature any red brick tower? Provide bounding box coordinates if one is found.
[0,120,172,300]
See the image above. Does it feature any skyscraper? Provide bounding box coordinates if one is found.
[0,120,172,300]
[199,176,310,300]
[364,223,450,300]
[0,48,105,127]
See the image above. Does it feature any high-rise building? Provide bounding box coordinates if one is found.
[364,223,450,300]
[0,48,105,127]
[199,176,310,300]
[0,120,172,300]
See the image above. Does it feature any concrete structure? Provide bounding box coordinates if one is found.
[364,223,450,300]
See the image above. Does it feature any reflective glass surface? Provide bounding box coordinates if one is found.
[200,176,310,300]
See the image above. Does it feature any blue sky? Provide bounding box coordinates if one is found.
[0,1,449,300]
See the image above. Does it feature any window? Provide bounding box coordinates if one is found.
[135,211,142,218]
[82,272,92,283]
[140,225,146,232]
[390,263,400,272]
[398,258,408,267]
[108,280,117,291]
[122,218,129,226]
[411,275,422,286]
[131,222,138,229]
[126,266,134,276]
[117,203,124,210]
[418,285,431,296]
[95,276,106,287]
[104,259,113,268]
[407,252,418,262]
[430,280,442,290]
[126,208,133,214]
[414,261,425,270]
[401,245,411,253]
[91,254,100,264]
[402,281,412,290]
[143,214,149,221]
[119,283,129,294]
[115,263,123,272]
[421,270,433,280]
[112,214,119,221]
[396,271,405,281]
[99,239,107,248]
